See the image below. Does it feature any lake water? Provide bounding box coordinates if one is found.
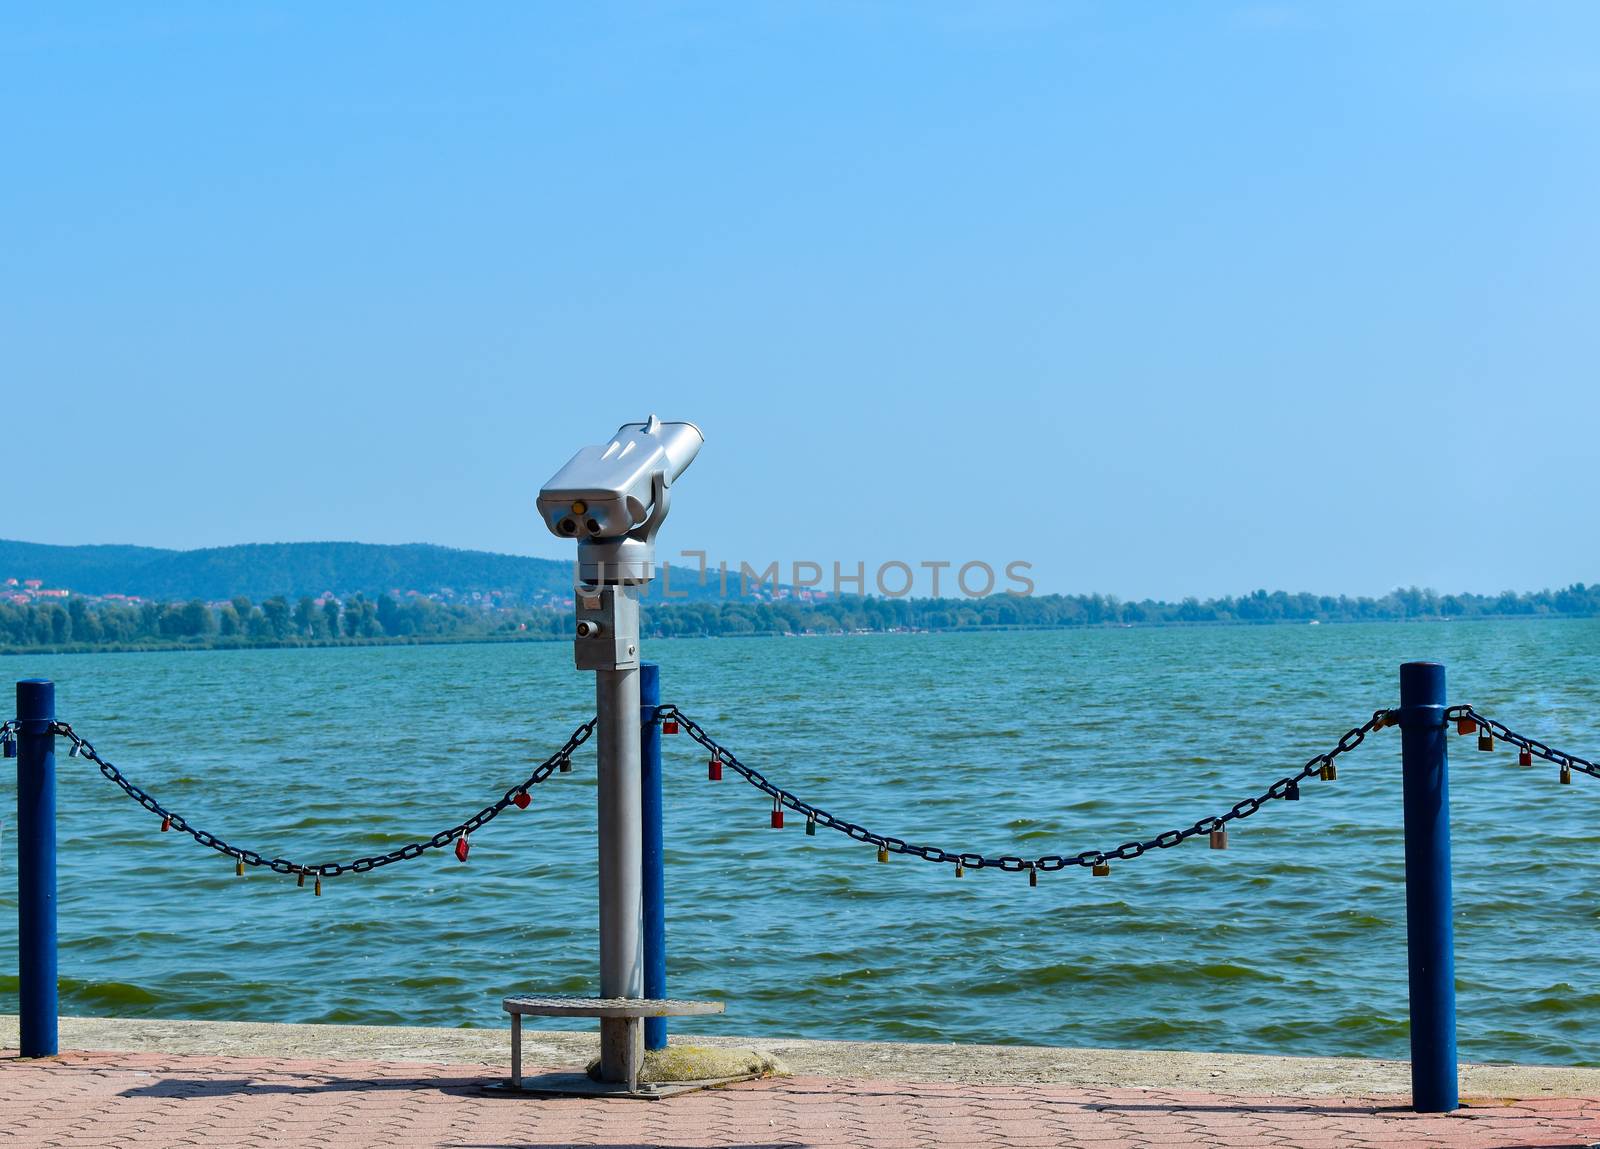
[2,620,1598,1065]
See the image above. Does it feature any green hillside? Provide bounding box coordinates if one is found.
[0,539,577,603]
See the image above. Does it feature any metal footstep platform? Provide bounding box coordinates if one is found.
[488,994,729,1100]
[504,995,726,1019]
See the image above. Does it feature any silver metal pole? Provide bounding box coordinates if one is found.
[538,417,704,1092]
[595,664,643,1085]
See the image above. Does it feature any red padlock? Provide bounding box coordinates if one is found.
[771,799,784,830]
[513,790,532,810]
[455,835,470,863]
[1456,717,1475,736]
[663,719,679,735]
[1519,748,1533,767]
[708,756,723,781]
[161,815,172,832]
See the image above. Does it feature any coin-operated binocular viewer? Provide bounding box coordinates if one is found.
[537,415,704,672]
[529,415,713,1093]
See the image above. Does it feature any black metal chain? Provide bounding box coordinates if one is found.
[1448,705,1600,782]
[19,699,1588,887]
[42,718,596,881]
[656,704,1397,875]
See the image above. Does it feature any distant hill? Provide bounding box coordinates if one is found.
[0,539,586,603]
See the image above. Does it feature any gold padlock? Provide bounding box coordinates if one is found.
[1092,861,1111,877]
[235,859,244,878]
[876,846,889,864]
[954,862,965,878]
[314,877,322,897]
[297,871,305,888]
[1209,828,1228,850]
[1561,764,1572,785]
[1320,762,1338,782]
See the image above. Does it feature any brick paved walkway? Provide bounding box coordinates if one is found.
[4,1049,1600,1149]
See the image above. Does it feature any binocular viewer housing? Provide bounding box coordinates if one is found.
[537,415,704,583]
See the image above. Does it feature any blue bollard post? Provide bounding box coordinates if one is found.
[640,662,667,1050]
[16,679,59,1058]
[1399,661,1457,1112]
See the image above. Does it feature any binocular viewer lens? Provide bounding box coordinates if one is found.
[555,512,618,538]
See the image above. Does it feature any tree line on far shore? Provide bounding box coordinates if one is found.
[1,583,1597,652]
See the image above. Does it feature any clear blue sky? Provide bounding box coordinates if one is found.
[3,2,1595,600]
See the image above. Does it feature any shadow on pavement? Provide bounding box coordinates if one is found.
[118,1072,566,1099]
[1081,1100,1418,1115]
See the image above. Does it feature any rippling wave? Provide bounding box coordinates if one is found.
[2,620,1597,1065]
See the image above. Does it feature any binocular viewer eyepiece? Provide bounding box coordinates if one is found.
[537,414,704,584]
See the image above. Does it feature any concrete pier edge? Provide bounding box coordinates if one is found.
[5,1014,1599,1099]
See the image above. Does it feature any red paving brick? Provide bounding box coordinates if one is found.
[3,1049,1600,1149]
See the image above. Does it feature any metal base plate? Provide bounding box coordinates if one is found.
[482,1071,758,1101]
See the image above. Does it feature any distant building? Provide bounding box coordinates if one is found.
[23,579,43,589]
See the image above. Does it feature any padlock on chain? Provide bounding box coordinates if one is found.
[954,862,965,878]
[1457,717,1476,736]
[1209,827,1228,850]
[314,876,322,897]
[455,835,470,863]
[662,718,679,735]
[876,845,889,864]
[161,815,172,832]
[1319,761,1337,782]
[1561,763,1572,785]
[235,859,244,878]
[1519,748,1533,767]
[1028,867,1038,887]
[805,816,816,836]
[514,790,532,810]
[558,756,572,773]
[708,754,722,782]
[1478,730,1495,752]
[1284,779,1300,801]
[297,871,306,888]
[770,796,784,829]
[1092,861,1111,877]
